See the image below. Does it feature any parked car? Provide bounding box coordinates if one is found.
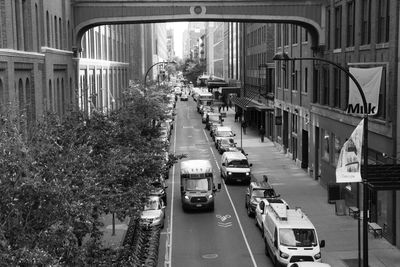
[174,86,182,96]
[216,137,236,154]
[210,122,224,138]
[180,93,188,101]
[245,181,278,217]
[288,263,331,267]
[205,112,223,130]
[213,126,235,142]
[139,196,166,229]
[150,176,168,205]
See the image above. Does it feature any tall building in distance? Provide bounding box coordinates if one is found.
[166,29,175,61]
[182,22,205,60]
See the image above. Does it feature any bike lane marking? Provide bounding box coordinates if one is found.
[206,129,258,267]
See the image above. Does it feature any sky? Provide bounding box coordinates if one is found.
[167,22,188,59]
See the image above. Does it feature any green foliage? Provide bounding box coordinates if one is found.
[182,58,206,85]
[0,81,182,265]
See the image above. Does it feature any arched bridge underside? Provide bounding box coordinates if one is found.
[73,0,326,49]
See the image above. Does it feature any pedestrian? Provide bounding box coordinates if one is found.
[218,105,222,112]
[234,112,238,122]
[259,125,265,142]
[241,120,247,134]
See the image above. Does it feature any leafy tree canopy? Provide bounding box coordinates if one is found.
[0,81,183,265]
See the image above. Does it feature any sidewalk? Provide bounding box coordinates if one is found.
[222,107,400,267]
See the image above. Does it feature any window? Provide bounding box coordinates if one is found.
[333,68,341,108]
[292,25,298,44]
[361,0,371,45]
[54,16,58,49]
[334,6,342,49]
[283,62,288,89]
[292,62,297,91]
[347,1,355,47]
[277,24,282,47]
[322,66,330,105]
[333,135,341,166]
[46,11,50,47]
[283,24,289,46]
[322,129,330,162]
[303,67,308,93]
[291,114,298,133]
[377,0,389,43]
[326,8,331,49]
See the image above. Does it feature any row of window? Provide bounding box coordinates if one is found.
[246,25,267,48]
[327,0,389,50]
[276,24,308,48]
[81,25,130,62]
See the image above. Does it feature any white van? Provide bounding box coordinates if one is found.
[259,203,325,266]
[220,151,252,184]
[180,160,221,211]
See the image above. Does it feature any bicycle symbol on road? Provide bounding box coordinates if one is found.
[216,214,232,228]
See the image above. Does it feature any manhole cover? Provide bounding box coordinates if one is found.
[202,254,218,259]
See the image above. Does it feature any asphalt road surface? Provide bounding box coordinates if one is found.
[158,97,273,267]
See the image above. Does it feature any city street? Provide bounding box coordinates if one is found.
[158,97,272,267]
[158,96,400,267]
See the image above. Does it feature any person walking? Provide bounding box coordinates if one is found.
[241,120,247,134]
[234,112,238,122]
[259,125,265,142]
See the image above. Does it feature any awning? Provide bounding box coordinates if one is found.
[361,165,400,191]
[207,81,229,89]
[231,96,274,111]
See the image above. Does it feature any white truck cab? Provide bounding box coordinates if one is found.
[180,160,221,211]
[260,203,325,266]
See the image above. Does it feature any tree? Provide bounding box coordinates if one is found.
[182,58,206,85]
[0,81,184,265]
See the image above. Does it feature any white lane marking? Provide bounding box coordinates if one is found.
[202,127,210,142]
[208,143,258,267]
[165,115,177,267]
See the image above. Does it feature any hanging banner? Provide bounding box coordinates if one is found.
[347,67,382,116]
[336,119,364,183]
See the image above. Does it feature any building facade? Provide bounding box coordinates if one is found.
[274,0,400,247]
[0,0,75,126]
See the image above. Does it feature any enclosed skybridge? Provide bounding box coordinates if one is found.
[72,0,326,49]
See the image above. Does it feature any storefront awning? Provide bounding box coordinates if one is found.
[231,96,274,111]
[362,165,400,191]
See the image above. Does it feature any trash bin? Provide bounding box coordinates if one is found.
[327,183,341,204]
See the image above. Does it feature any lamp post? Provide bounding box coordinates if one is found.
[144,60,177,87]
[273,52,369,267]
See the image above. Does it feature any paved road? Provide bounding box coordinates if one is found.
[158,98,273,267]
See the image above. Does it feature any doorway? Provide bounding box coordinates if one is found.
[301,129,309,169]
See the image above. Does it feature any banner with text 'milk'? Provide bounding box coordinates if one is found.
[347,67,382,116]
[336,119,364,183]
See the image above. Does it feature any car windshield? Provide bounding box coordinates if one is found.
[144,199,161,211]
[217,131,233,137]
[209,115,220,121]
[227,159,249,168]
[279,228,317,247]
[252,189,268,197]
[185,178,210,191]
[221,139,235,146]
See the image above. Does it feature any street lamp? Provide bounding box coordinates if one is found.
[144,60,177,87]
[273,52,369,267]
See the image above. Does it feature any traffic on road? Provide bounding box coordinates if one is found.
[157,84,330,267]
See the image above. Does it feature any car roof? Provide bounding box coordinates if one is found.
[216,126,232,131]
[250,181,273,190]
[222,151,247,159]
